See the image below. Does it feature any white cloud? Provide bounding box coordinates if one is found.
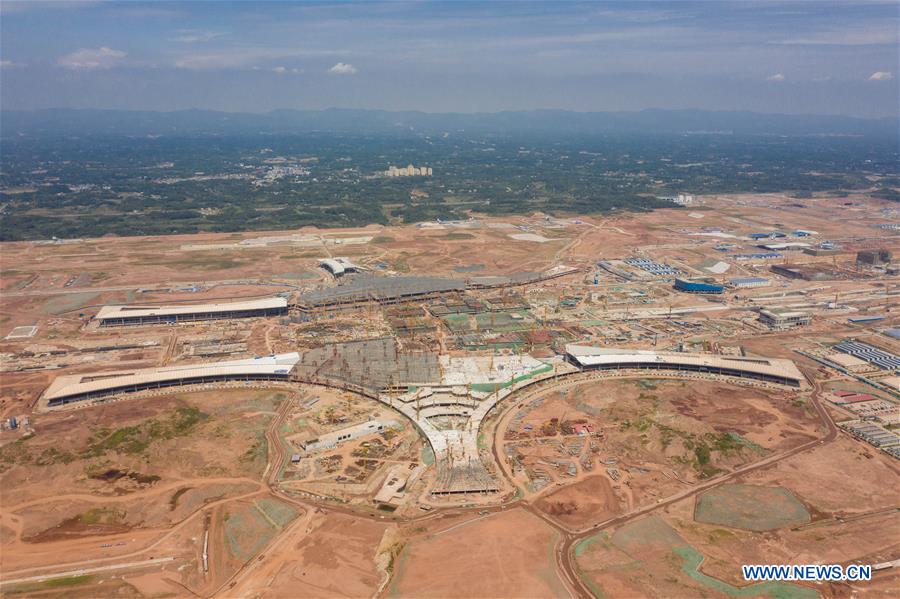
[869,71,893,81]
[328,62,357,75]
[175,48,346,71]
[172,30,226,44]
[766,73,785,81]
[253,65,302,75]
[0,59,23,68]
[178,55,236,70]
[1,1,102,15]
[271,66,303,75]
[771,26,898,47]
[58,46,126,70]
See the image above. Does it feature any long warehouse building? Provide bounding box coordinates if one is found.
[41,353,300,408]
[565,345,805,388]
[96,297,287,326]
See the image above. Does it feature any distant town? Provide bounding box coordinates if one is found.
[384,164,433,177]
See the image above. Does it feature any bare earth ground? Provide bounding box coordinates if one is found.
[0,389,283,579]
[229,510,392,599]
[511,378,822,526]
[388,508,568,599]
[536,475,621,529]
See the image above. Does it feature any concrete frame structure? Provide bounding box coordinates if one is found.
[856,249,893,266]
[41,353,300,407]
[758,309,811,331]
[376,355,567,495]
[292,339,564,495]
[565,345,805,388]
[96,297,287,327]
[299,275,467,310]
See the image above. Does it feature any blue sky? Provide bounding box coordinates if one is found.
[1,1,897,116]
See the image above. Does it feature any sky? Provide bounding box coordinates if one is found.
[1,1,898,117]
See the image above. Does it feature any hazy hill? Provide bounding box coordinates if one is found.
[2,108,897,139]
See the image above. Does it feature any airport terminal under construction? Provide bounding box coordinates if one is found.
[564,345,805,387]
[3,197,899,599]
[37,329,810,494]
[41,353,300,407]
[89,267,583,326]
[296,266,581,310]
[96,297,288,326]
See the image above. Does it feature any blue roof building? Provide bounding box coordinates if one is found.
[674,278,724,294]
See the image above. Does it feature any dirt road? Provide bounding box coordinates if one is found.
[1,557,176,587]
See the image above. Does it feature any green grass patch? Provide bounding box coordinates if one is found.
[606,517,815,599]
[83,406,205,458]
[169,486,192,510]
[44,574,94,588]
[707,528,736,543]
[35,446,77,466]
[470,362,552,392]
[137,254,250,271]
[576,402,605,416]
[674,545,817,598]
[580,319,609,327]
[453,263,485,273]
[574,532,609,557]
[386,541,411,596]
[241,431,268,465]
[255,497,298,529]
[78,507,126,525]
[222,498,296,562]
[695,484,811,531]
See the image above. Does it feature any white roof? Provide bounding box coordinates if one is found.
[565,344,804,384]
[311,418,399,443]
[96,297,286,320]
[827,353,868,368]
[761,242,812,250]
[319,257,359,275]
[43,352,300,402]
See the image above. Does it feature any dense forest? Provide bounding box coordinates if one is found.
[1,125,897,241]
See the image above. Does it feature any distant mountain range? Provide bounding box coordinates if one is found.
[2,107,897,138]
